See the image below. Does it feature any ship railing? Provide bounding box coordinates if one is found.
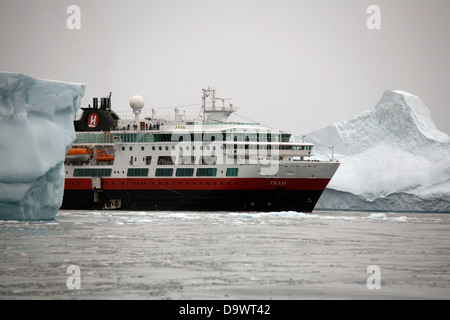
[75,132,116,144]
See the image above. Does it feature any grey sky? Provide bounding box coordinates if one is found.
[1,0,449,135]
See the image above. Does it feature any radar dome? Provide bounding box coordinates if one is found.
[129,95,145,110]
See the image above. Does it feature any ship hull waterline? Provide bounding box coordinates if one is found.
[61,188,326,212]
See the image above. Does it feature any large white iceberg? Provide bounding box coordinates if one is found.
[0,72,85,220]
[298,90,450,213]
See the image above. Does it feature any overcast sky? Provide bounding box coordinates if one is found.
[1,0,449,135]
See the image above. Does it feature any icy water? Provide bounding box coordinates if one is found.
[0,210,449,300]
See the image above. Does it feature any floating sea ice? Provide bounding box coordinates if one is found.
[0,72,85,220]
[301,90,450,213]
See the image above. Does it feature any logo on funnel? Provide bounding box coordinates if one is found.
[88,113,98,128]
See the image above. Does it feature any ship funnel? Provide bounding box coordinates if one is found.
[93,97,99,109]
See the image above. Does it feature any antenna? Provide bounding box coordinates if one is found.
[220,98,231,109]
[129,95,145,121]
[202,87,216,116]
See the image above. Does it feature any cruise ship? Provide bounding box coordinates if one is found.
[61,88,339,212]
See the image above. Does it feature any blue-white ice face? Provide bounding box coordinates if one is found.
[302,90,450,213]
[0,72,85,220]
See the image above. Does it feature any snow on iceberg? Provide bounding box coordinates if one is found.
[0,72,85,220]
[297,90,450,213]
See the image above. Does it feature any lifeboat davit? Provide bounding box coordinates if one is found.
[96,150,115,162]
[66,148,92,161]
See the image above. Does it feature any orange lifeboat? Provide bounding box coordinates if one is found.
[96,150,115,162]
[66,148,92,161]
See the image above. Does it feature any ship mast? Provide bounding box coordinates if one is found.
[201,87,215,120]
[201,87,235,122]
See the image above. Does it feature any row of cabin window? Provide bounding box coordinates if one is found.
[156,168,220,177]
[121,144,311,152]
[153,133,290,143]
[129,156,216,166]
[73,167,239,177]
[123,145,221,152]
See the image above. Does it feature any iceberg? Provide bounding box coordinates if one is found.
[298,90,450,213]
[0,72,85,220]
